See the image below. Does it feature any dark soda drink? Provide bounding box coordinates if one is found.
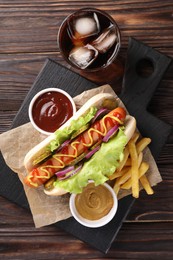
[58,8,121,71]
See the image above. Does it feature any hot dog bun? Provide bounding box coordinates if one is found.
[24,92,136,197]
[43,114,136,197]
[24,93,118,172]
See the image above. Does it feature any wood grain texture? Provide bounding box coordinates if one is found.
[0,197,173,260]
[0,0,173,258]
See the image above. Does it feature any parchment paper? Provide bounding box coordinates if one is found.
[0,84,162,228]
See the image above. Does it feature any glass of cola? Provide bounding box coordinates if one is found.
[58,8,123,82]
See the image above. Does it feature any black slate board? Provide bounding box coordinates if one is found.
[120,38,172,159]
[0,38,172,253]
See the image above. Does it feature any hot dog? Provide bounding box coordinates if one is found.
[24,93,136,196]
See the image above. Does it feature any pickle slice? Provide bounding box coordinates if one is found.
[33,150,52,166]
[68,152,87,166]
[90,140,102,150]
[44,175,57,191]
[70,123,90,140]
[102,98,117,110]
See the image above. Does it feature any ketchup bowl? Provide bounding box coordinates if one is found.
[29,88,76,135]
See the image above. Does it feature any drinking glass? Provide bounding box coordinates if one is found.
[57,8,124,85]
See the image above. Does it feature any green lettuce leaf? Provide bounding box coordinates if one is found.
[54,128,128,194]
[49,107,97,152]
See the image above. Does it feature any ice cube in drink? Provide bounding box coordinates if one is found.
[58,8,121,71]
[69,45,98,69]
[68,11,100,42]
[92,25,118,54]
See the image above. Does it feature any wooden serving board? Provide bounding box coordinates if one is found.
[0,38,172,253]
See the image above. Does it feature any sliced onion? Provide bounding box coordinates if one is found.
[85,145,101,159]
[55,166,75,178]
[56,139,71,152]
[91,108,110,124]
[103,125,119,142]
[59,164,83,180]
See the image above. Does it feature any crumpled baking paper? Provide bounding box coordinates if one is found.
[0,84,162,228]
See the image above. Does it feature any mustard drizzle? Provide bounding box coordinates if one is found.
[29,114,123,186]
[28,176,38,187]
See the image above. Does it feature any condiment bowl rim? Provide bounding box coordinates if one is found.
[28,87,76,136]
[69,182,118,228]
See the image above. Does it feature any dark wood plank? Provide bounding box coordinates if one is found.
[0,197,173,260]
[0,1,172,54]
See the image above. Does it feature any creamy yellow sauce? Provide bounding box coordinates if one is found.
[75,183,114,220]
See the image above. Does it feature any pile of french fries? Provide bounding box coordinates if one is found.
[109,132,154,198]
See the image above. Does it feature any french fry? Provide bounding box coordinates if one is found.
[113,182,120,195]
[116,146,129,172]
[121,161,149,190]
[120,178,131,190]
[124,158,131,166]
[140,175,154,195]
[109,171,123,180]
[136,138,151,154]
[128,139,139,198]
[124,152,143,167]
[111,131,153,198]
[137,152,143,167]
[115,168,132,186]
[131,132,140,143]
[109,166,130,180]
[112,166,131,195]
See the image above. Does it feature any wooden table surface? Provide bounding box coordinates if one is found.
[0,1,173,259]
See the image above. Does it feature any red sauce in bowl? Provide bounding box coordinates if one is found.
[32,91,74,133]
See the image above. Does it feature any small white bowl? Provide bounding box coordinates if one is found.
[28,88,76,135]
[69,182,118,228]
